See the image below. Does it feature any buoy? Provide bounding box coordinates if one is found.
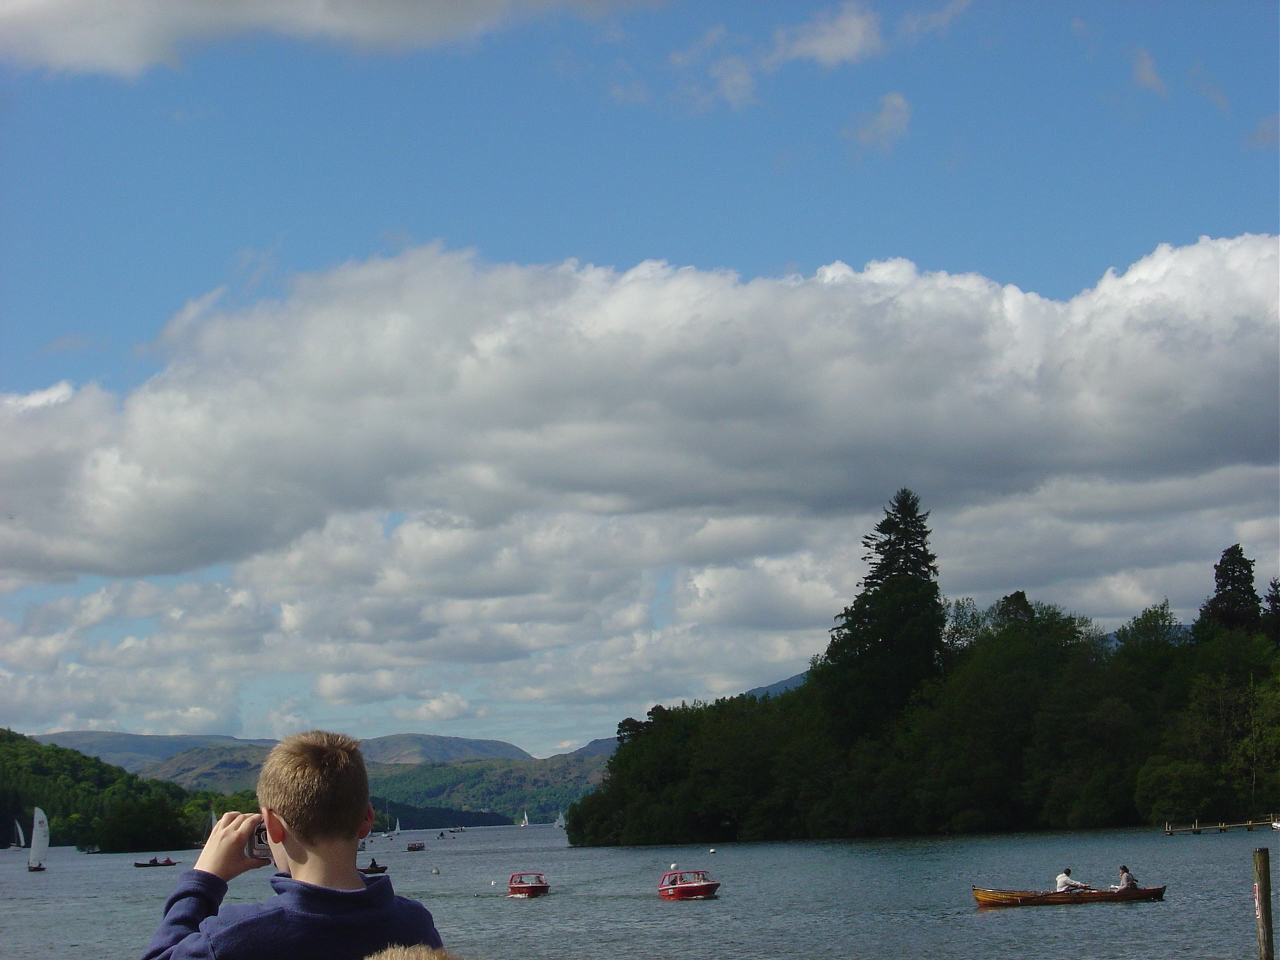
[670,863,677,869]
[431,867,440,875]
[709,848,716,853]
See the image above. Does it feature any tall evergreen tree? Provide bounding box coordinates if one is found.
[807,488,945,743]
[1195,544,1262,638]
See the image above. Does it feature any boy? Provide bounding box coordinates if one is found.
[142,730,443,960]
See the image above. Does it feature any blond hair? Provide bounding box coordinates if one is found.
[364,948,466,960]
[257,730,369,843]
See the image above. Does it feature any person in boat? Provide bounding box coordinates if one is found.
[150,857,159,865]
[1055,868,1092,892]
[141,729,443,960]
[1111,865,1137,891]
[369,858,379,870]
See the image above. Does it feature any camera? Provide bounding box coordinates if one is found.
[245,823,271,860]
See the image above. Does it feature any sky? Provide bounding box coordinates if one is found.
[0,0,1276,758]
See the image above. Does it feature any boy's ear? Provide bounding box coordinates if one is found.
[262,807,287,843]
[357,802,375,839]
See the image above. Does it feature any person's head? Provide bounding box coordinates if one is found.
[1062,868,1071,876]
[257,730,370,843]
[1119,865,1128,873]
[363,947,465,960]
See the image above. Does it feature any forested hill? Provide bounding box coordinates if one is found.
[567,491,1280,846]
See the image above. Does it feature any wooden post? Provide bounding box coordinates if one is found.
[1256,847,1274,960]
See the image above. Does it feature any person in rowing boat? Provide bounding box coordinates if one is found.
[1110,865,1137,891]
[1055,868,1092,892]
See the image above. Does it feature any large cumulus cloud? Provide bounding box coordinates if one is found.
[0,235,1275,748]
[0,0,624,76]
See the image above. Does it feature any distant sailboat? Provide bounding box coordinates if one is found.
[553,810,565,829]
[395,818,401,835]
[28,807,49,872]
[13,817,26,848]
[520,810,530,827]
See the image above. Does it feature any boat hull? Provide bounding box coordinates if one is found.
[134,860,179,868]
[973,886,1166,908]
[359,865,388,875]
[508,883,550,897]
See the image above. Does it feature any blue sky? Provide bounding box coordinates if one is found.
[0,1,1276,756]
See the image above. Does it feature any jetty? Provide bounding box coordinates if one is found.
[1164,816,1279,836]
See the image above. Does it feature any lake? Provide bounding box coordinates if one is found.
[0,823,1273,959]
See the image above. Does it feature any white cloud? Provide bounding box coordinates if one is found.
[1133,47,1168,96]
[0,0,627,76]
[0,235,1275,747]
[850,90,911,153]
[768,1,884,69]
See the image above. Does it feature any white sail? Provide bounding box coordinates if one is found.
[520,810,529,827]
[554,810,565,829]
[14,817,25,848]
[30,807,49,869]
[395,818,401,834]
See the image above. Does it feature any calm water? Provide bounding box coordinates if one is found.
[0,823,1274,959]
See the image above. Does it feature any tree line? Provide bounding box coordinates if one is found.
[0,728,261,852]
[566,489,1280,845]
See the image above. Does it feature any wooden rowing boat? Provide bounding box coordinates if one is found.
[973,885,1166,907]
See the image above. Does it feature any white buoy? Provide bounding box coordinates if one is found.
[432,867,440,875]
[709,848,716,853]
[670,862,677,869]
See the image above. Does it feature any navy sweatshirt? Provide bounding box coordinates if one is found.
[142,868,443,960]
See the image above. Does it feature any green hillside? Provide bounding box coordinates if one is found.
[368,754,608,824]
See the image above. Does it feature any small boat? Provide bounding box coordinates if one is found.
[972,885,1167,908]
[13,817,26,849]
[508,872,551,897]
[553,810,565,829]
[134,857,180,868]
[406,841,425,852]
[28,808,49,872]
[359,861,388,875]
[520,810,529,827]
[658,870,720,900]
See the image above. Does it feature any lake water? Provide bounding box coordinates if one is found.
[1,823,1275,959]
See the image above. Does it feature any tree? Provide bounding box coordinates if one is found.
[1262,578,1280,646]
[808,488,945,743]
[1195,545,1261,639]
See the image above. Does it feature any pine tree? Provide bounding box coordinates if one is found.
[807,488,945,743]
[1195,544,1262,638]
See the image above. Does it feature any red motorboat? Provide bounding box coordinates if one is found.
[508,872,550,897]
[658,870,720,900]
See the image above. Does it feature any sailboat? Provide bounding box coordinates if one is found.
[394,818,401,835]
[553,810,565,829]
[12,817,25,849]
[520,810,530,827]
[27,807,49,872]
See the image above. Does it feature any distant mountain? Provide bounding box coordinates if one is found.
[34,731,276,774]
[361,733,532,763]
[559,737,616,758]
[140,743,274,792]
[369,753,608,824]
[746,672,807,698]
[36,730,533,778]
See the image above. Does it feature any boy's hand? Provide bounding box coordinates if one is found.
[193,811,271,882]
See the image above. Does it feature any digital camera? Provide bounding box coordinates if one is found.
[245,823,271,860]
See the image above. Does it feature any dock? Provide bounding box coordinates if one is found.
[1164,816,1279,836]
